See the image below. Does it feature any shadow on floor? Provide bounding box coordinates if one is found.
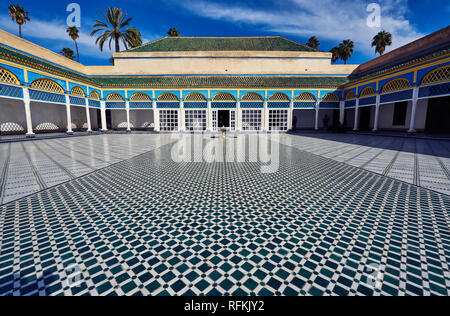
[288,131,450,159]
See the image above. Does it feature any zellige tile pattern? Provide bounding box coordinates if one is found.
[0,135,449,296]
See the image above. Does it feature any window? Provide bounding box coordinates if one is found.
[159,110,179,131]
[242,110,262,131]
[185,110,206,131]
[269,110,288,131]
[392,102,407,126]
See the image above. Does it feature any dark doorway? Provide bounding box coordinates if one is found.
[218,110,230,128]
[425,96,450,134]
[359,106,371,131]
[392,101,407,126]
[106,110,112,129]
[97,109,102,129]
[332,110,339,126]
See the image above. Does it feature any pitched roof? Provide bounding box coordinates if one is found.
[349,26,450,81]
[125,36,319,53]
[91,76,347,88]
[0,45,94,85]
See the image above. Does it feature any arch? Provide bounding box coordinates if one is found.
[382,78,412,94]
[421,66,450,86]
[0,67,20,85]
[70,86,85,97]
[185,92,207,102]
[130,92,151,101]
[321,93,339,102]
[89,91,100,100]
[268,92,290,101]
[295,92,316,102]
[106,93,124,101]
[157,92,179,101]
[359,87,375,98]
[212,92,236,102]
[345,91,356,100]
[241,92,264,101]
[31,78,64,94]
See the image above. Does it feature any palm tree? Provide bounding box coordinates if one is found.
[167,28,180,37]
[61,48,75,60]
[67,26,80,62]
[339,40,354,64]
[372,31,392,56]
[8,4,30,38]
[91,7,142,53]
[129,33,142,48]
[330,46,340,64]
[306,36,320,50]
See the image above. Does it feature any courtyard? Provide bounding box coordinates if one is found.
[0,133,449,296]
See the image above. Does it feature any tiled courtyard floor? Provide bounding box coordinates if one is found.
[281,133,450,195]
[0,133,449,296]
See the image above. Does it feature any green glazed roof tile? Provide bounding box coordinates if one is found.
[125,36,320,53]
[91,76,348,88]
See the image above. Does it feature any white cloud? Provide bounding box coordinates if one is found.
[0,14,111,61]
[0,15,162,63]
[176,0,425,57]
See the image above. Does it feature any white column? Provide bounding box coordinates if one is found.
[153,100,160,132]
[236,101,242,131]
[100,101,107,131]
[315,100,320,131]
[126,101,131,132]
[207,100,212,131]
[179,101,185,132]
[22,87,34,137]
[353,98,360,131]
[65,94,73,134]
[263,100,269,131]
[85,98,92,132]
[408,87,419,133]
[373,94,381,132]
[339,101,345,125]
[288,100,294,130]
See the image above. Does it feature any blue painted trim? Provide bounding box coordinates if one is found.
[69,96,86,106]
[184,102,207,109]
[0,43,88,77]
[359,96,376,106]
[419,82,450,98]
[240,102,264,108]
[347,55,450,88]
[350,41,450,78]
[294,101,316,109]
[380,89,413,103]
[0,83,23,98]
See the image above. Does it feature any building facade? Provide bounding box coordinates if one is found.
[0,27,449,136]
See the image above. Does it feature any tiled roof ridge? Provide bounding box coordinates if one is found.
[124,36,319,53]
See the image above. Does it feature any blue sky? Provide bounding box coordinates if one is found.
[1,0,449,66]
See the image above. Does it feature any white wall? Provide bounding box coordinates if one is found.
[111,110,127,129]
[89,109,99,130]
[130,110,154,129]
[415,99,428,131]
[70,106,88,131]
[30,102,67,132]
[344,108,355,129]
[0,98,26,134]
[293,109,315,129]
[318,109,335,129]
